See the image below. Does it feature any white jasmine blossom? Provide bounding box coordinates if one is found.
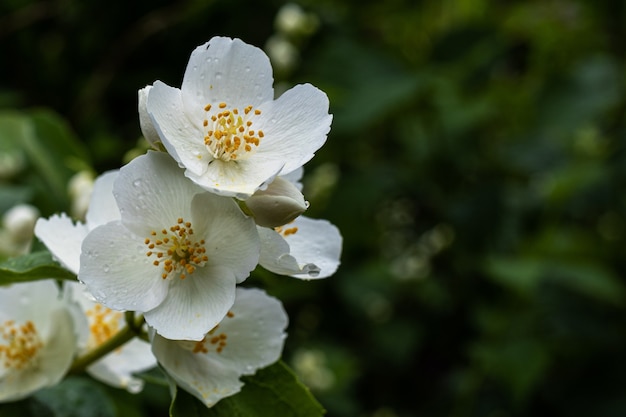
[142,36,332,199]
[259,216,342,279]
[79,151,260,340]
[151,287,288,408]
[0,280,77,402]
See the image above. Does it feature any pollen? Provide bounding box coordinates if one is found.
[0,319,44,370]
[144,218,208,280]
[201,101,264,162]
[86,304,123,349]
[275,225,299,237]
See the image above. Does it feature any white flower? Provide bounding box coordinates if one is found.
[258,216,342,279]
[151,287,288,408]
[35,170,119,275]
[64,282,155,393]
[141,36,332,199]
[0,280,77,402]
[78,151,260,341]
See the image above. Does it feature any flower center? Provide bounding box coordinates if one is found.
[86,304,122,349]
[0,319,43,371]
[202,102,264,162]
[144,217,208,280]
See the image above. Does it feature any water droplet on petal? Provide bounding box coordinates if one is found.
[215,72,223,80]
[245,66,251,72]
[103,264,110,273]
[133,179,142,187]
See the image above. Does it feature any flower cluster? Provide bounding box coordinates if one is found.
[1,36,341,408]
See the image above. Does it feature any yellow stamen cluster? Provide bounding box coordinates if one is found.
[0,319,43,370]
[191,311,235,355]
[275,225,298,237]
[144,218,208,280]
[202,102,264,161]
[86,304,122,349]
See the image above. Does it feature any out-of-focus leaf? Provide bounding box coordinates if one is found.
[34,376,116,417]
[307,37,420,133]
[169,361,325,417]
[0,185,33,214]
[0,398,55,417]
[470,338,549,402]
[0,251,76,284]
[0,110,90,213]
[485,256,625,305]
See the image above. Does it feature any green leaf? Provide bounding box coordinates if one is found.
[0,398,55,417]
[0,251,76,285]
[170,361,325,417]
[34,376,116,417]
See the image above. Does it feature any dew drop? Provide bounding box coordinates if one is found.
[215,72,223,80]
[245,66,251,72]
[103,264,110,273]
[133,179,142,187]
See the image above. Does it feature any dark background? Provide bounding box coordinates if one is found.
[2,0,626,416]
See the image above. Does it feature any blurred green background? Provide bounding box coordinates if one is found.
[2,0,626,416]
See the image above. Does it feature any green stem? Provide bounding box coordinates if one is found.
[69,313,145,374]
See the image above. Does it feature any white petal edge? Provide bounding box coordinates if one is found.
[86,170,121,229]
[34,214,88,275]
[114,151,204,238]
[254,84,332,175]
[259,216,342,279]
[181,37,274,116]
[144,265,236,341]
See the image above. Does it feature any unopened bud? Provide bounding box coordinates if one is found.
[245,177,308,227]
[68,171,94,221]
[138,86,163,149]
[3,204,39,244]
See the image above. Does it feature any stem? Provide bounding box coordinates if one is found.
[69,312,145,374]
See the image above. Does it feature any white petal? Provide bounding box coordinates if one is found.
[114,151,204,237]
[206,287,287,374]
[144,265,236,341]
[86,170,120,229]
[181,37,274,112]
[255,84,332,174]
[87,338,156,393]
[79,221,169,312]
[280,166,304,191]
[146,82,210,177]
[184,157,284,199]
[152,333,243,408]
[34,214,88,275]
[138,85,163,149]
[190,193,260,283]
[259,217,342,279]
[150,288,287,408]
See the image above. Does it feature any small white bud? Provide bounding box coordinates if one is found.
[138,85,163,149]
[3,204,39,244]
[68,171,94,221]
[245,176,308,228]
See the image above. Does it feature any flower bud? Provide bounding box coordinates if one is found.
[68,170,95,221]
[3,204,39,245]
[138,86,163,149]
[245,176,308,227]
